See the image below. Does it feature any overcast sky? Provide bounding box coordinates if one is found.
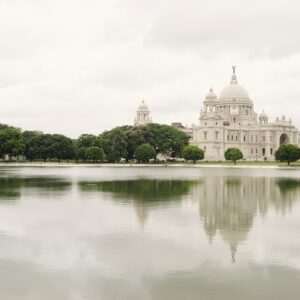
[0,0,300,138]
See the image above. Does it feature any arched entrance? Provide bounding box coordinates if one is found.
[279,133,289,145]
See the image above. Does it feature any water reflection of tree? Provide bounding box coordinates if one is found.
[196,176,300,262]
[79,180,195,227]
[0,177,71,201]
[273,178,300,214]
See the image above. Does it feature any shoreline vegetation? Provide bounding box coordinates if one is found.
[0,122,299,166]
[0,161,299,168]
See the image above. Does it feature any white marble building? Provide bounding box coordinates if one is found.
[191,67,300,161]
[134,100,152,126]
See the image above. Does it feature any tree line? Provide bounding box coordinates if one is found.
[0,122,298,165]
[0,123,189,163]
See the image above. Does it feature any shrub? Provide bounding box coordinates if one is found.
[182,145,204,163]
[224,148,243,164]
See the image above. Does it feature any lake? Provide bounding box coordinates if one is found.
[0,166,299,300]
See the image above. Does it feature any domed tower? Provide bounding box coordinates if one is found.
[203,88,218,114]
[259,110,268,125]
[134,100,152,126]
[217,66,257,125]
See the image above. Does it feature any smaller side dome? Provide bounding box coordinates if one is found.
[259,110,268,124]
[138,99,149,111]
[205,88,217,101]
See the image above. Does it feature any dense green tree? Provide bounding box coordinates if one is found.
[224,148,243,164]
[22,131,43,161]
[146,123,189,159]
[48,134,75,162]
[74,146,86,161]
[26,134,54,161]
[275,144,300,165]
[135,143,156,163]
[182,145,204,163]
[0,123,12,131]
[100,126,129,162]
[85,146,104,162]
[74,134,98,161]
[76,134,97,148]
[125,126,154,161]
[0,128,25,160]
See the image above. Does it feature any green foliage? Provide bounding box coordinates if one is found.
[98,123,189,163]
[182,145,204,163]
[0,128,25,160]
[100,126,129,162]
[275,144,300,165]
[0,123,13,131]
[224,148,243,164]
[125,126,154,161]
[48,134,75,162]
[22,131,43,161]
[0,122,188,163]
[26,134,54,161]
[74,134,98,161]
[135,143,156,163]
[146,123,189,158]
[85,146,104,162]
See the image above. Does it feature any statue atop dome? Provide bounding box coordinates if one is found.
[232,65,236,75]
[230,65,238,84]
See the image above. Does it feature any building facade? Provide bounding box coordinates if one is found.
[191,67,300,161]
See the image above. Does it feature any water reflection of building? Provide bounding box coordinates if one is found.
[193,176,300,262]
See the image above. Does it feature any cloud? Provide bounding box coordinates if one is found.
[0,0,299,137]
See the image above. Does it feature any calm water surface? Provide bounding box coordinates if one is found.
[0,166,300,300]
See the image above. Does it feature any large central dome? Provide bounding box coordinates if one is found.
[219,67,251,103]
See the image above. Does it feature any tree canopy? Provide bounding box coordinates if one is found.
[0,122,189,163]
[275,144,300,165]
[135,143,156,163]
[0,128,25,160]
[182,145,204,163]
[85,146,104,162]
[224,148,243,164]
[146,123,189,158]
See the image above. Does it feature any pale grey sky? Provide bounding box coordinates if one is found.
[0,0,299,137]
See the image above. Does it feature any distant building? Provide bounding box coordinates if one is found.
[134,100,152,126]
[171,122,193,137]
[191,67,300,160]
[133,67,300,160]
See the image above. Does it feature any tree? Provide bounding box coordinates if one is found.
[275,144,300,165]
[22,131,43,161]
[182,145,204,163]
[224,148,243,164]
[48,134,75,162]
[135,143,156,163]
[146,123,189,159]
[25,134,54,162]
[85,146,104,162]
[76,134,98,148]
[0,128,25,160]
[125,126,154,162]
[100,126,129,162]
[74,134,98,161]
